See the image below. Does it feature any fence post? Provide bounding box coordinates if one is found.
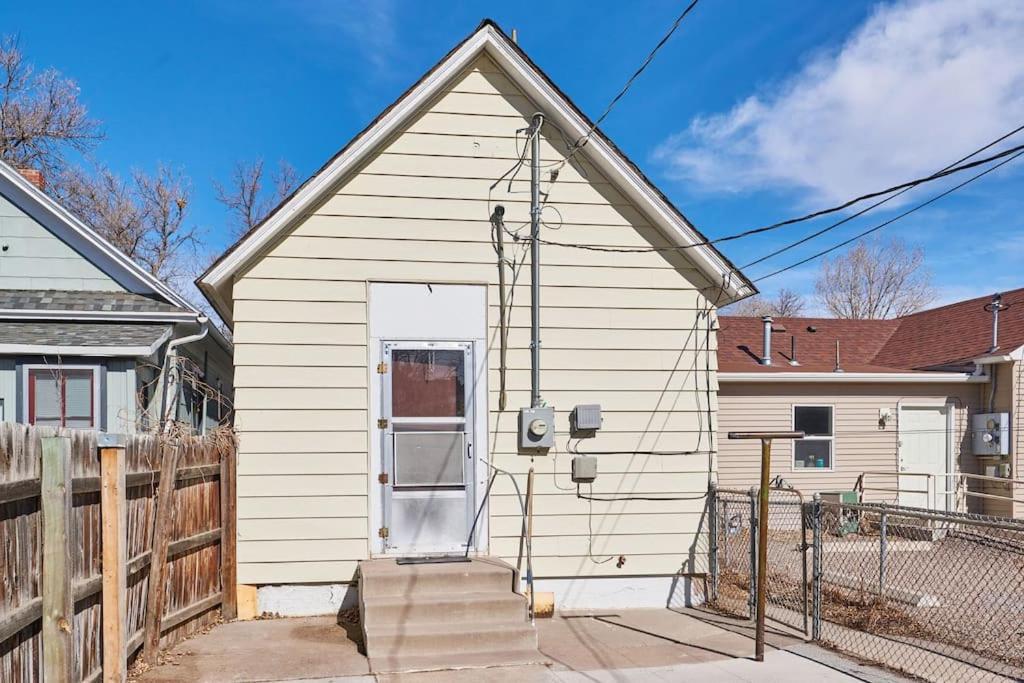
[708,482,718,602]
[100,434,127,683]
[878,505,888,600]
[220,443,238,620]
[811,493,822,641]
[748,487,758,621]
[801,499,809,637]
[41,436,73,682]
[143,442,181,662]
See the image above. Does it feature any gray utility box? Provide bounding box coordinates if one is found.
[519,406,555,451]
[571,455,598,483]
[570,404,602,438]
[972,412,1010,456]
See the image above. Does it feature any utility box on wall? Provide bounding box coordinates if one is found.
[972,412,1011,456]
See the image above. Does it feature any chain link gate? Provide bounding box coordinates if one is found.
[708,485,809,634]
[709,485,1024,682]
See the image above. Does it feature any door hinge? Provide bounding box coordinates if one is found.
[378,526,389,539]
[378,472,388,484]
[377,362,388,374]
[377,418,388,429]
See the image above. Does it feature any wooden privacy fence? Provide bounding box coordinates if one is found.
[0,423,237,682]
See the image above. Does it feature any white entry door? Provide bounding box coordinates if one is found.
[380,341,475,555]
[898,405,951,510]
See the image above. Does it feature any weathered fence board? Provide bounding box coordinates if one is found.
[0,423,237,682]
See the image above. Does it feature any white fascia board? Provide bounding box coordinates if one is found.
[719,371,989,384]
[973,345,1024,364]
[0,160,197,313]
[0,308,197,323]
[199,24,754,317]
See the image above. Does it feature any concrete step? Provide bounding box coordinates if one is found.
[364,621,538,659]
[359,558,516,598]
[369,648,547,674]
[362,591,528,627]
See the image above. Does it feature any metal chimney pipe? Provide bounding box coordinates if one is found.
[789,335,799,366]
[761,316,773,366]
[834,340,844,373]
[988,292,1003,353]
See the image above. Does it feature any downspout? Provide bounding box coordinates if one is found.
[159,316,210,431]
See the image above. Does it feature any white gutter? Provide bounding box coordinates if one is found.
[159,317,211,429]
[720,371,989,384]
[0,308,197,322]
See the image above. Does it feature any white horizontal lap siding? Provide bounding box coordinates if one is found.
[717,382,977,501]
[231,55,717,584]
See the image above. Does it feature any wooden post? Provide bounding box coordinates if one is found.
[142,442,181,662]
[220,444,238,620]
[728,431,804,663]
[41,436,73,682]
[100,435,127,683]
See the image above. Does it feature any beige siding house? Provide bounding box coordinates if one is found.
[718,298,1024,519]
[199,21,754,613]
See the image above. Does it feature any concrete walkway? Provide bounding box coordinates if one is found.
[136,609,910,682]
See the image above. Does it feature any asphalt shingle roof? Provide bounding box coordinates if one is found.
[0,289,182,314]
[0,322,171,348]
[720,287,1024,373]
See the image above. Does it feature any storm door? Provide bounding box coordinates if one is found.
[380,341,475,555]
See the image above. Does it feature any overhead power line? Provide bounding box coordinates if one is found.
[754,147,1024,283]
[561,0,701,165]
[741,122,1024,268]
[527,132,1024,255]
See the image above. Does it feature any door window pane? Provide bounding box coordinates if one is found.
[391,349,465,417]
[393,432,465,486]
[794,406,832,436]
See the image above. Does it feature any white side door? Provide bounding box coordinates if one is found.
[380,341,475,556]
[898,405,950,510]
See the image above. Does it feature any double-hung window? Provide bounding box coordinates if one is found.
[27,368,97,429]
[793,405,833,469]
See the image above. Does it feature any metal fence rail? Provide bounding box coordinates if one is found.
[709,486,1024,682]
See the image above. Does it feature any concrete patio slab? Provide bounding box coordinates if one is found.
[135,608,912,682]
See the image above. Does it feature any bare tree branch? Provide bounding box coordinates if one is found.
[214,158,298,238]
[814,237,935,319]
[55,164,201,284]
[728,287,807,317]
[0,35,102,179]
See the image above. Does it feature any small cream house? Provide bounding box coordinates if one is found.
[198,20,755,613]
[718,291,1024,519]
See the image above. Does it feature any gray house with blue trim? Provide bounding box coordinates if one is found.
[0,160,232,434]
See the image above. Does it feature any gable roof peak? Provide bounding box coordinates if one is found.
[198,19,754,325]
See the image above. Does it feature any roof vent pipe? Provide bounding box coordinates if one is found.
[985,292,1004,353]
[834,340,844,373]
[760,316,773,366]
[789,335,799,366]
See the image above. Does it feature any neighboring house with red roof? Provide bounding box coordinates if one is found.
[718,289,1024,518]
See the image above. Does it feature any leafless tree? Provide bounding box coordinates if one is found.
[215,159,297,237]
[729,287,807,317]
[814,237,935,319]
[56,164,201,283]
[0,35,102,179]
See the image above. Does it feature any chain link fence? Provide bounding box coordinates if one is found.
[709,486,1024,682]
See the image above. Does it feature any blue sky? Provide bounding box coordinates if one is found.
[2,0,1022,312]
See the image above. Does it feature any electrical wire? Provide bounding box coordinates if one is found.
[755,147,1024,283]
[562,0,701,167]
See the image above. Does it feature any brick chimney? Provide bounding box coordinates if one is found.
[17,168,45,191]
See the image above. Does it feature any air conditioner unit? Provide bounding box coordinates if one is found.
[972,412,1010,456]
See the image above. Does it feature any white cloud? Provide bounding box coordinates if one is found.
[654,0,1024,203]
[293,0,399,74]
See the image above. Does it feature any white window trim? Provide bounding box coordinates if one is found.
[791,404,835,473]
[22,363,103,430]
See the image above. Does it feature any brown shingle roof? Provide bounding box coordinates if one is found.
[719,287,1024,373]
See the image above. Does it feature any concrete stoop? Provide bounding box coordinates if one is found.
[358,557,543,674]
